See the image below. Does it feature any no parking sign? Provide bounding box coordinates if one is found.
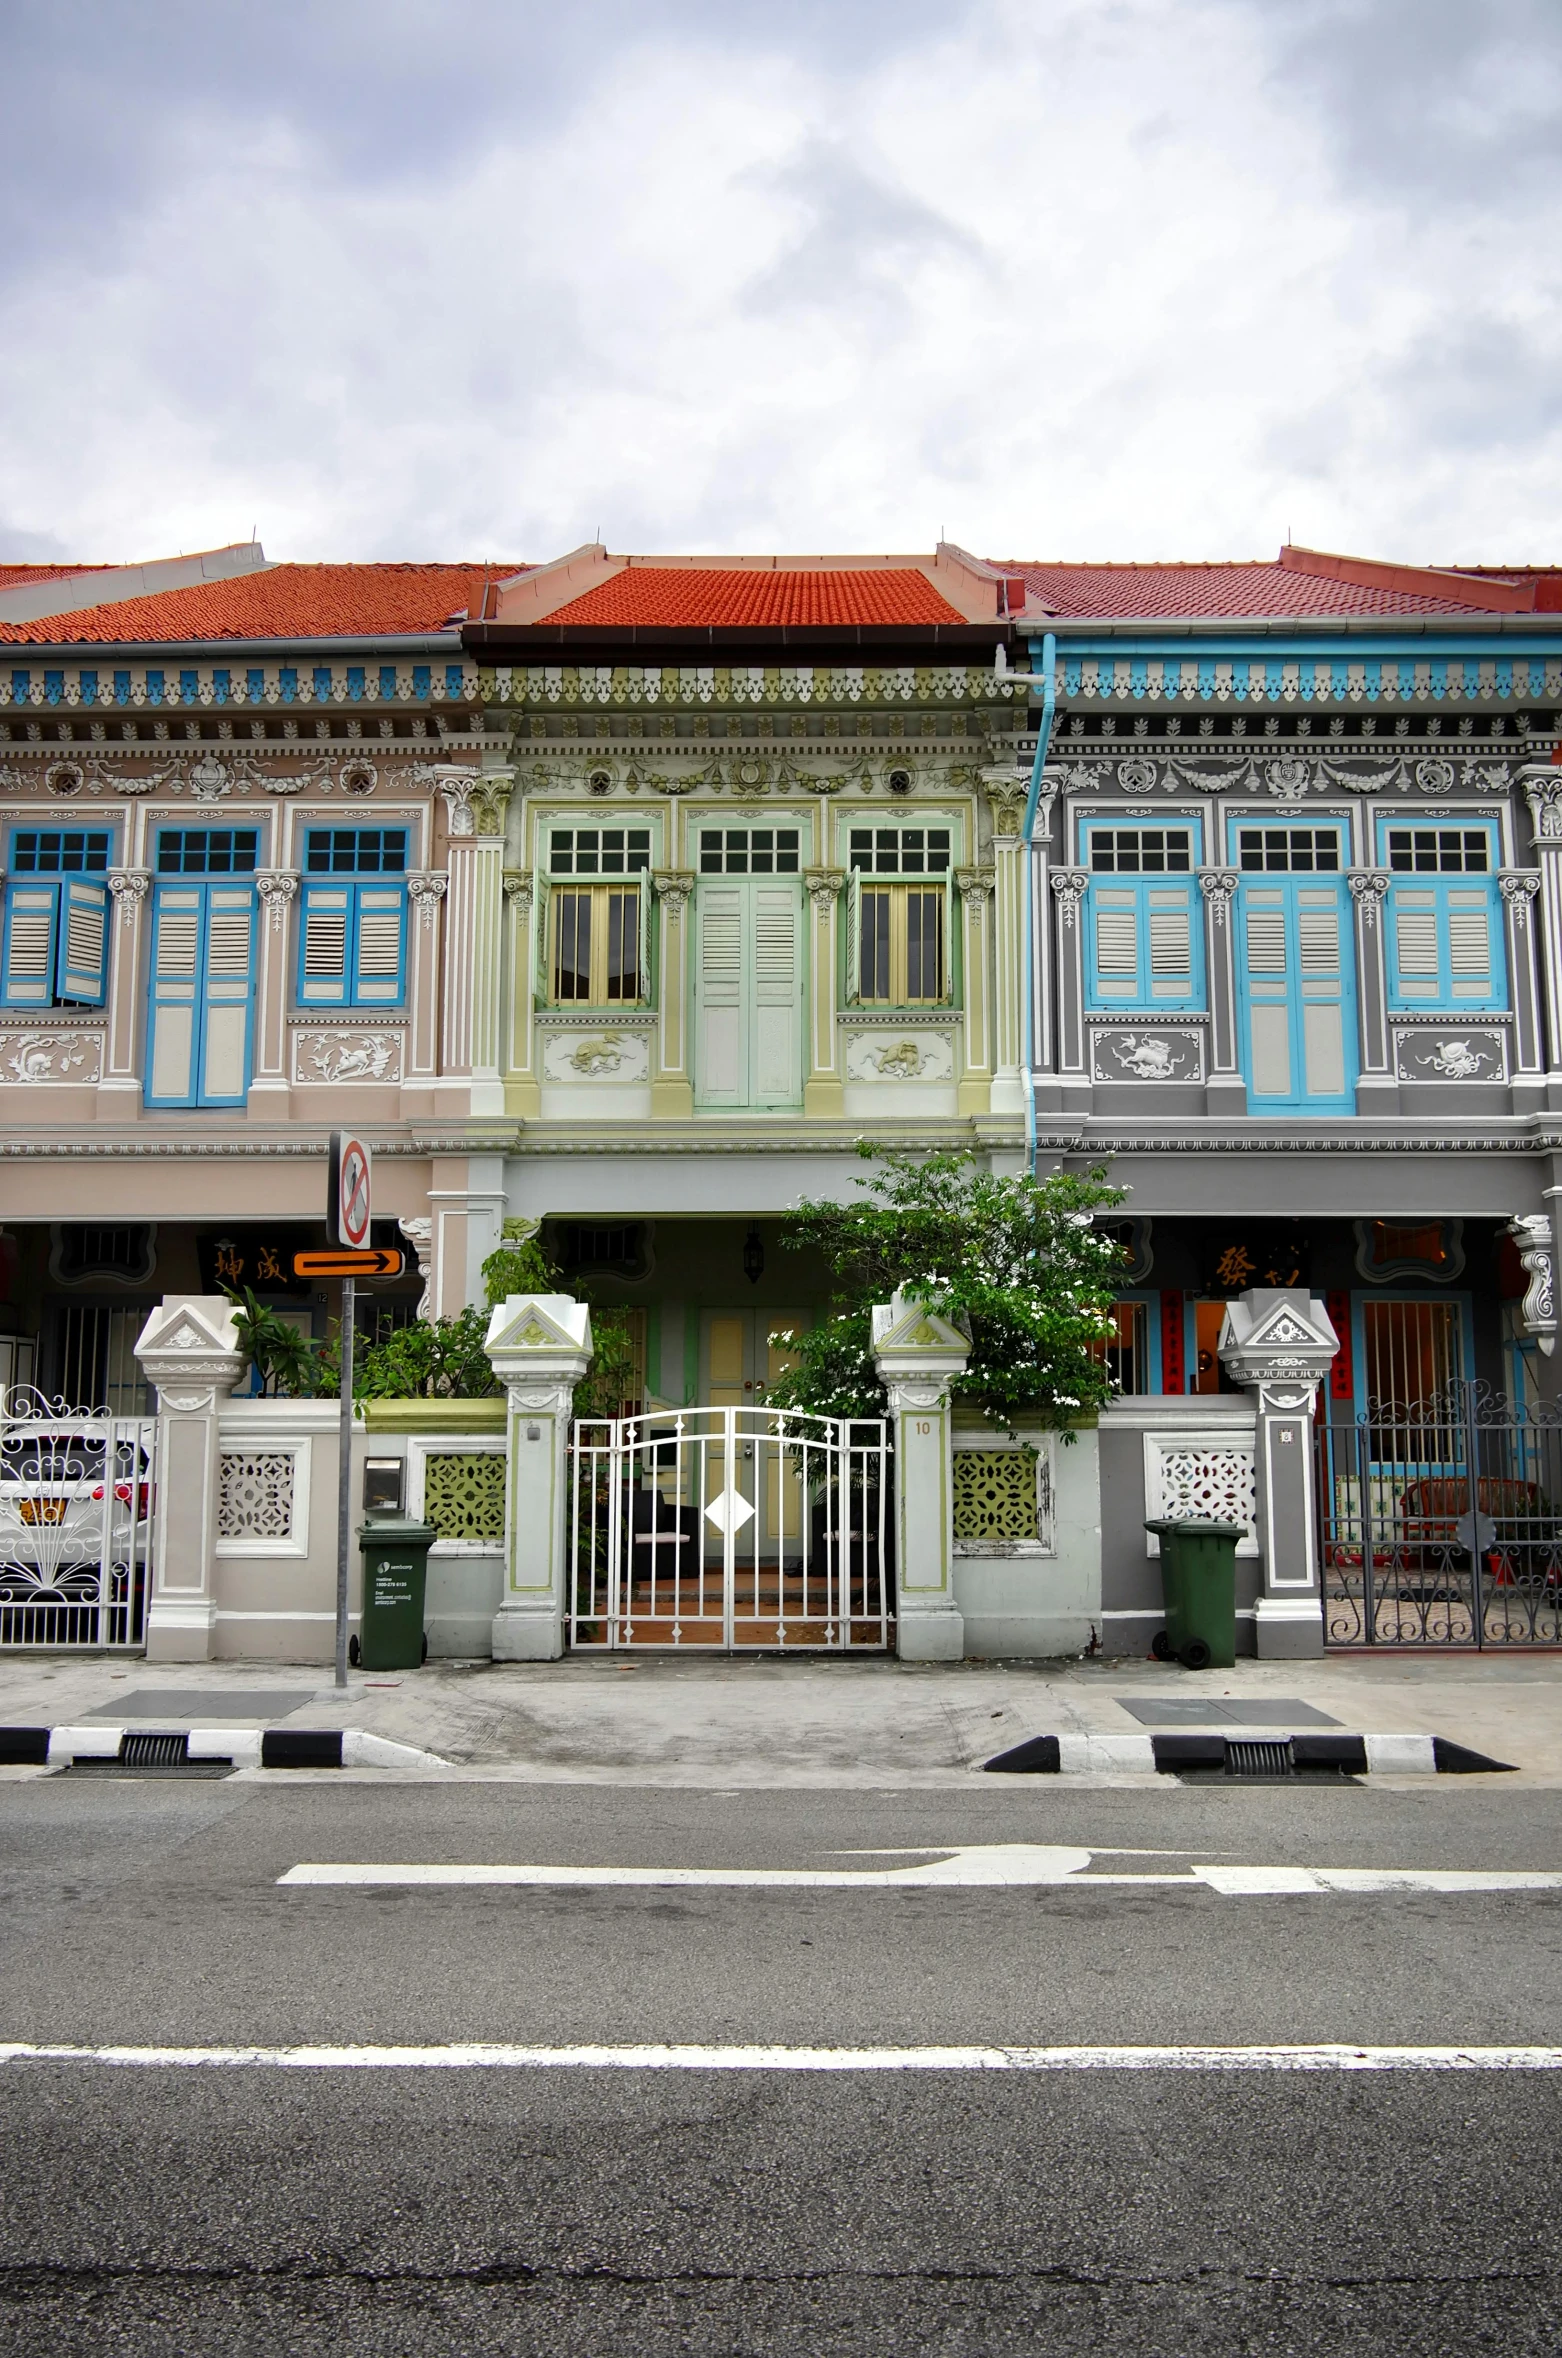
[328,1131,373,1251]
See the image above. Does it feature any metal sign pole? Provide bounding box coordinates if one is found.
[336,1272,354,1689]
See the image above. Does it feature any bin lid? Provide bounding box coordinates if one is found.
[357,1516,440,1547]
[1144,1518,1248,1538]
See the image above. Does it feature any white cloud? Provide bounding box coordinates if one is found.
[0,0,1557,568]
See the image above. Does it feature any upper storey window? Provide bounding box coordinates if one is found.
[156,829,258,874]
[2,828,111,1007]
[1082,823,1203,1014]
[1237,828,1339,873]
[551,828,650,877]
[700,828,800,874]
[1088,828,1191,874]
[298,827,407,1009]
[1375,818,1504,1013]
[846,826,950,1006]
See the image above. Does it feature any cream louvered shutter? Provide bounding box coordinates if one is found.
[1,884,59,1007]
[57,878,109,1005]
[752,882,802,1103]
[695,882,745,1104]
[300,883,351,1005]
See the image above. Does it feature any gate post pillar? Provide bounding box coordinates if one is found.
[484,1293,592,1661]
[873,1288,970,1660]
[133,1296,248,1663]
[1218,1288,1339,1660]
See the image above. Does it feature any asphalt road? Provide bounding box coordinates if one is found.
[2,1772,1560,2355]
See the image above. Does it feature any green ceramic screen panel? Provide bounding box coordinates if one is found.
[422,1452,505,1542]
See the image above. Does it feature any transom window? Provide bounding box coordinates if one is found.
[1087,828,1192,874]
[10,830,111,873]
[304,828,407,873]
[847,827,950,875]
[699,828,799,874]
[1385,828,1489,874]
[549,828,650,876]
[156,829,259,875]
[1237,828,1340,873]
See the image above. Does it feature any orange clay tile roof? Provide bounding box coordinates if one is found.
[0,563,521,646]
[543,566,966,629]
[0,563,111,591]
[996,561,1514,621]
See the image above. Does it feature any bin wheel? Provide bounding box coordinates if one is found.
[348,1634,361,1669]
[1179,1637,1213,1672]
[1150,1629,1174,1662]
[421,1632,429,1664]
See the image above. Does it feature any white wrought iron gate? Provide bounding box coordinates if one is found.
[569,1406,893,1649]
[0,1390,158,1647]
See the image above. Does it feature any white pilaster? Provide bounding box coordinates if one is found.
[872,1288,971,1660]
[133,1296,248,1663]
[484,1292,593,1661]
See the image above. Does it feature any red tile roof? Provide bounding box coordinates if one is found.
[0,563,110,592]
[996,560,1516,621]
[0,563,520,646]
[543,566,966,629]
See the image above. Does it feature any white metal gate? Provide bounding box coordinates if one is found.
[569,1406,893,1649]
[0,1390,157,1647]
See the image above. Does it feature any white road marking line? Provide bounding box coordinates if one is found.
[2,2042,1562,2073]
[276,1842,1562,1897]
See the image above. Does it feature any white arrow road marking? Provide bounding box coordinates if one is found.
[3,2042,1562,2073]
[276,1844,1562,1896]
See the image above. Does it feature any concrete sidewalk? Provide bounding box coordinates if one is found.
[0,1648,1557,1784]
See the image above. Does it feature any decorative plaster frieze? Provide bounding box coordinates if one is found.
[843,1031,956,1084]
[1089,1028,1206,1084]
[107,868,151,926]
[1393,1028,1508,1083]
[255,871,298,932]
[290,1029,405,1084]
[0,1029,104,1083]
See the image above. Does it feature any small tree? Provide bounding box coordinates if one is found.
[480,1223,639,1422]
[766,1148,1128,1433]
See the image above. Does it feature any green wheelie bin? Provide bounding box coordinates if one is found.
[1144,1518,1244,1670]
[352,1516,438,1670]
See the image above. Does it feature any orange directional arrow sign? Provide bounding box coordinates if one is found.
[293,1249,405,1281]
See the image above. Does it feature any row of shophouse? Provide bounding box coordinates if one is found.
[3,531,1562,1660]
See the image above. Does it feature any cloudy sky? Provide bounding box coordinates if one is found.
[1,0,1557,571]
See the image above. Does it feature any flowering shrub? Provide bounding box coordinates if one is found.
[765,1148,1128,1433]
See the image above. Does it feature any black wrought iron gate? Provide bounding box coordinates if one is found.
[1317,1381,1562,1647]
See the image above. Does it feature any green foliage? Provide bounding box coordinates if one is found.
[480,1222,554,1310]
[353,1305,499,1401]
[225,1288,337,1400]
[572,1309,641,1423]
[767,1148,1129,1433]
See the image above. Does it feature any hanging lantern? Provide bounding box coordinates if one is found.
[742,1226,765,1286]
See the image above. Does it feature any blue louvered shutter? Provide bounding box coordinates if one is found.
[299,880,351,1006]
[1386,881,1503,1011]
[1087,883,1144,1006]
[351,883,406,1006]
[56,876,109,1005]
[147,884,204,1104]
[2,881,60,1006]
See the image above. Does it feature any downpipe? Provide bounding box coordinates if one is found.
[1018,630,1057,1175]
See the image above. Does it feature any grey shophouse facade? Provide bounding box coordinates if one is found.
[1006,545,1562,1656]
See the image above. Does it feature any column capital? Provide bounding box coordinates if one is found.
[1197,868,1240,911]
[1346,869,1391,914]
[1523,771,1562,838]
[1510,1211,1557,1355]
[254,870,299,931]
[803,865,847,912]
[651,868,696,915]
[437,765,512,838]
[954,865,995,911]
[107,868,152,925]
[501,870,534,914]
[982,773,1032,837]
[1049,867,1089,917]
[1500,870,1543,906]
[133,1294,247,1410]
[407,870,448,928]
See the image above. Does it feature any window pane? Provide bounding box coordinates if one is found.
[553,893,591,1000]
[10,830,111,874]
[156,830,259,874]
[906,890,944,1000]
[860,889,891,999]
[304,828,406,874]
[606,891,638,1001]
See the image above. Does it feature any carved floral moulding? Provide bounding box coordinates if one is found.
[0,749,453,803]
[0,1029,106,1084]
[539,1026,654,1085]
[501,750,992,800]
[288,1027,408,1085]
[843,1029,957,1085]
[1057,653,1562,705]
[481,664,1035,711]
[1051,751,1523,800]
[1391,1027,1511,1084]
[1088,1026,1207,1086]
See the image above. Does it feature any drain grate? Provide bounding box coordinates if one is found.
[1225,1738,1295,1779]
[120,1731,190,1768]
